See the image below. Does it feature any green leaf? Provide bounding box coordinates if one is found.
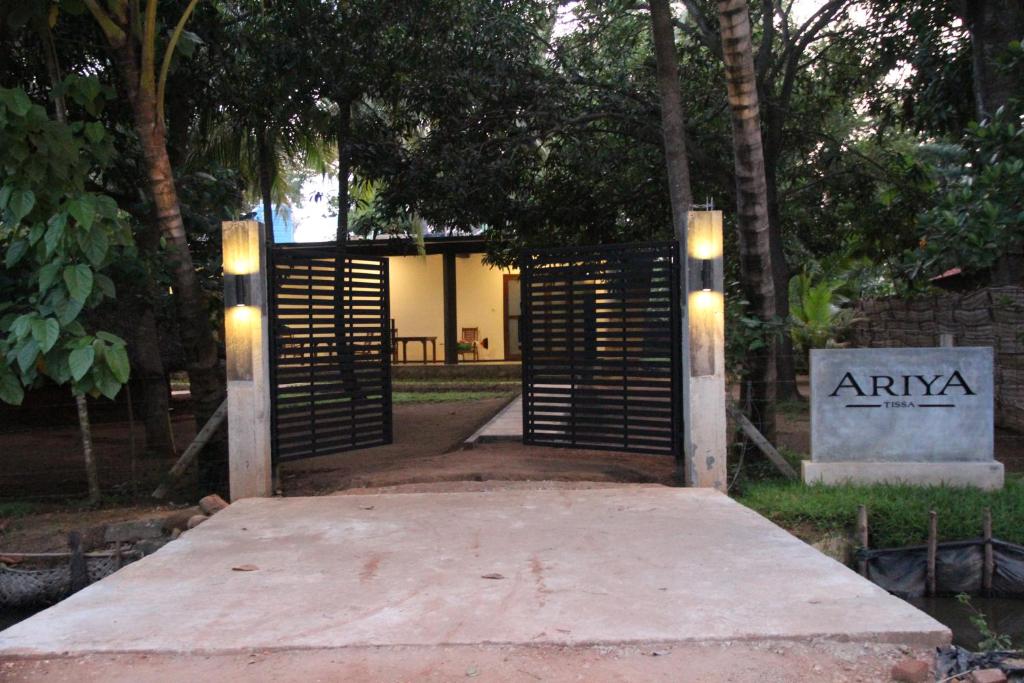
[67,196,95,230]
[0,88,32,116]
[10,314,33,339]
[0,370,24,405]
[38,259,62,294]
[80,225,109,266]
[4,239,28,268]
[69,346,95,382]
[16,338,39,373]
[63,263,93,302]
[83,122,105,144]
[31,318,60,353]
[0,186,11,210]
[96,331,126,345]
[94,273,116,298]
[56,296,84,326]
[105,343,130,383]
[44,213,66,255]
[7,189,35,224]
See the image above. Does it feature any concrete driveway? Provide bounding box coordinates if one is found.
[0,485,948,680]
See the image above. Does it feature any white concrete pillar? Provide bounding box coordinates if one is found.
[684,211,728,489]
[222,220,273,500]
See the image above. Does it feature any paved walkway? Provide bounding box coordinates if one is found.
[0,486,947,658]
[464,394,523,445]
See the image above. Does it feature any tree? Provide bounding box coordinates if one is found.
[716,0,777,440]
[649,0,695,232]
[0,85,135,503]
[74,0,227,489]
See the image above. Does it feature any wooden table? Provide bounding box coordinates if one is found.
[394,336,438,364]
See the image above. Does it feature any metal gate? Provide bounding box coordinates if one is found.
[520,241,681,457]
[268,244,392,463]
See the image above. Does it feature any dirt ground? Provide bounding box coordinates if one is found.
[0,412,198,501]
[280,396,676,496]
[5,392,1021,554]
[0,640,934,682]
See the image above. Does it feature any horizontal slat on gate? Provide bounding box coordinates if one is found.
[521,241,681,458]
[268,244,392,463]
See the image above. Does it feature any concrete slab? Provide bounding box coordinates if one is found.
[803,460,1005,490]
[0,487,949,656]
[464,394,522,445]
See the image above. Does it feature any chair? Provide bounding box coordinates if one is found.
[458,327,480,362]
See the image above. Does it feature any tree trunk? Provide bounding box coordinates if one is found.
[336,100,352,244]
[649,0,695,232]
[962,0,1024,120]
[257,126,276,241]
[717,0,777,441]
[764,159,800,400]
[75,393,101,504]
[961,0,1024,285]
[112,42,227,493]
[132,306,175,456]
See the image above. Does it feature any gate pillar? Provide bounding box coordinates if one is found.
[222,220,273,500]
[685,211,727,490]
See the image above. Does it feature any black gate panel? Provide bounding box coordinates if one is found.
[269,244,392,463]
[521,241,681,457]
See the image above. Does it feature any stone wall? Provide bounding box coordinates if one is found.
[850,286,1024,432]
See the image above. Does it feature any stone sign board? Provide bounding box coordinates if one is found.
[805,347,1003,489]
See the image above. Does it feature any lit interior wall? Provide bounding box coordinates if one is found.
[455,255,518,361]
[388,255,444,361]
[387,253,519,362]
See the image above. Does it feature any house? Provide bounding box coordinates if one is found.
[343,235,520,364]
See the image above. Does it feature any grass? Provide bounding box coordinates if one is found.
[0,501,42,518]
[393,391,514,404]
[738,476,1024,548]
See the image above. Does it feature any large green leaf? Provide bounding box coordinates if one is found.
[0,87,32,116]
[16,338,39,373]
[7,189,35,224]
[79,225,109,267]
[67,196,95,230]
[63,263,94,303]
[96,331,126,345]
[69,346,95,382]
[0,370,24,405]
[44,213,67,255]
[4,239,28,268]
[38,259,62,293]
[105,343,130,383]
[31,317,60,353]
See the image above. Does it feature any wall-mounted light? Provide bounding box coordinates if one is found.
[222,221,263,382]
[700,259,713,292]
[687,211,724,378]
[224,273,252,308]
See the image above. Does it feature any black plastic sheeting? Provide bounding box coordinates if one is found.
[936,645,1024,680]
[857,538,1024,599]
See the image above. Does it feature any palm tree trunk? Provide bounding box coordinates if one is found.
[336,100,352,244]
[649,0,694,232]
[112,42,227,491]
[717,0,777,441]
[75,393,101,504]
[257,127,275,241]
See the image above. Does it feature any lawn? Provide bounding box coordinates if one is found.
[392,391,514,404]
[738,476,1024,548]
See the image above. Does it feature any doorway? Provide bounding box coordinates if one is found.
[503,274,522,361]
